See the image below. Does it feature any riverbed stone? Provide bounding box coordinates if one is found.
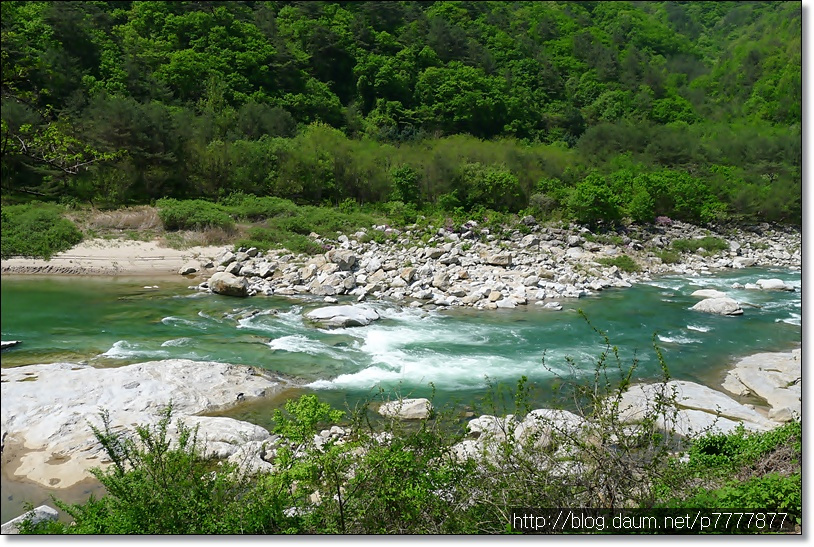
[617,380,775,437]
[179,261,199,275]
[217,251,236,266]
[732,257,757,268]
[519,234,540,248]
[467,415,517,441]
[325,249,357,270]
[691,297,743,316]
[755,278,794,291]
[179,416,273,459]
[720,350,801,422]
[304,305,381,328]
[514,409,585,450]
[485,253,512,267]
[432,272,450,291]
[209,271,249,297]
[690,289,727,299]
[378,398,433,420]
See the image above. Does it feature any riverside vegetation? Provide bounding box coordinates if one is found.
[17,336,802,534]
[1,1,801,226]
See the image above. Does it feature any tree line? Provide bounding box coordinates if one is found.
[1,1,801,225]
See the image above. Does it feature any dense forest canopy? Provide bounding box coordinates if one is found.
[0,1,802,224]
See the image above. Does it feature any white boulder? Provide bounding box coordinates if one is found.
[378,398,433,420]
[755,278,794,291]
[208,271,249,297]
[690,289,727,299]
[304,305,381,328]
[691,297,743,316]
[0,359,283,489]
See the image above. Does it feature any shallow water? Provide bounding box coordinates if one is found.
[1,268,801,409]
[0,268,801,521]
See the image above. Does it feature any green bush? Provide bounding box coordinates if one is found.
[456,162,524,213]
[0,204,83,259]
[237,228,324,255]
[658,422,802,525]
[687,421,801,471]
[596,255,640,272]
[390,165,422,205]
[219,193,299,220]
[671,236,729,254]
[654,249,681,264]
[567,173,622,226]
[380,201,420,226]
[156,199,235,231]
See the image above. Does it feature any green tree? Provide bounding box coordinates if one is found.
[567,173,622,226]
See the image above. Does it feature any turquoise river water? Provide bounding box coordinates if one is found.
[0,267,801,521]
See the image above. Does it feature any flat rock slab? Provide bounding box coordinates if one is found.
[1,359,283,489]
[617,379,778,437]
[305,305,380,328]
[721,350,801,422]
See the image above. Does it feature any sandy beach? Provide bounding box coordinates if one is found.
[1,238,224,276]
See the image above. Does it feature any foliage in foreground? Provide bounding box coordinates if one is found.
[19,338,801,535]
[0,203,82,259]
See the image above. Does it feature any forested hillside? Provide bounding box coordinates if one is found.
[0,1,802,225]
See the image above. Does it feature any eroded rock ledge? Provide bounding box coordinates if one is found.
[1,359,286,489]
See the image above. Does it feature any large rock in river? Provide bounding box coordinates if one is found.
[690,289,727,299]
[209,271,249,297]
[1,359,283,489]
[691,297,743,316]
[304,305,380,328]
[616,380,775,437]
[755,278,795,291]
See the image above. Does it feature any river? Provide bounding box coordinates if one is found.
[0,267,801,522]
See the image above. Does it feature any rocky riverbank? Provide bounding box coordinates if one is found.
[1,360,288,490]
[1,347,800,494]
[185,219,800,310]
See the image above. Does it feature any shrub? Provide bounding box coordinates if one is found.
[156,199,235,231]
[390,165,422,205]
[654,249,681,264]
[437,192,462,212]
[671,236,728,254]
[527,192,560,219]
[380,201,420,227]
[219,193,299,220]
[567,173,622,226]
[596,255,640,272]
[0,204,83,259]
[457,162,524,213]
[657,422,802,526]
